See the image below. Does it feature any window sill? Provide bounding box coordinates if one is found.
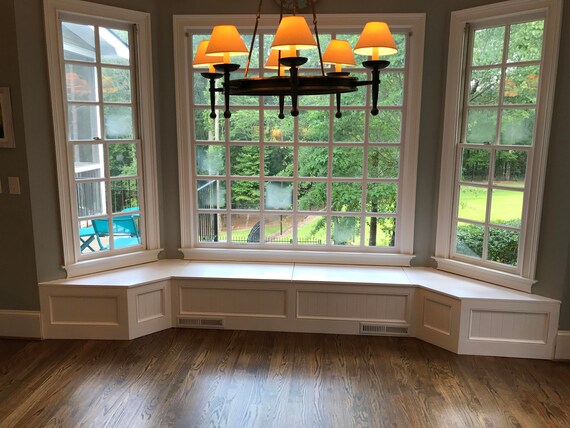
[180,247,415,267]
[432,257,535,293]
[64,249,163,278]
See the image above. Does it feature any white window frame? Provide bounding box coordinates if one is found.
[45,0,161,277]
[173,13,425,266]
[434,0,562,292]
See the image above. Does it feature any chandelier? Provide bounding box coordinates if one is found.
[193,0,398,120]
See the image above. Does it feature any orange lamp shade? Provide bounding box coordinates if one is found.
[193,40,224,69]
[322,40,356,67]
[354,21,398,59]
[205,25,249,61]
[264,50,292,69]
[271,16,317,52]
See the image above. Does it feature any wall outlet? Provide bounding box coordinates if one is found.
[8,177,21,195]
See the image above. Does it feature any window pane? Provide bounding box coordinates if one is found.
[102,67,131,103]
[331,182,362,212]
[230,34,258,68]
[333,147,363,177]
[487,227,519,266]
[65,64,98,102]
[194,109,225,141]
[264,113,294,142]
[458,186,487,222]
[504,66,539,105]
[298,181,327,211]
[490,189,523,227]
[74,144,103,179]
[455,222,484,258]
[198,213,227,243]
[341,72,367,106]
[230,146,260,176]
[299,110,329,142]
[109,143,138,177]
[265,181,293,210]
[365,217,395,247]
[264,146,293,176]
[508,21,544,63]
[460,148,490,184]
[472,26,505,66]
[379,72,404,106]
[197,179,226,209]
[468,68,501,106]
[79,219,106,254]
[333,110,365,142]
[68,105,100,141]
[111,215,140,249]
[369,110,401,143]
[494,150,527,188]
[76,182,106,217]
[231,181,260,209]
[298,146,328,177]
[367,147,399,178]
[297,215,326,245]
[366,183,397,213]
[62,22,96,62]
[100,28,130,66]
[389,33,406,68]
[465,109,497,144]
[265,215,293,244]
[332,216,360,246]
[500,108,535,146]
[303,34,331,68]
[229,110,260,141]
[231,214,261,243]
[104,105,134,140]
[196,145,225,176]
[111,179,138,213]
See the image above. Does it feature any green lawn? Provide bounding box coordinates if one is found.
[459,187,523,224]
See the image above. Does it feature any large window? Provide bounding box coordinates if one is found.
[435,0,562,291]
[175,14,425,264]
[45,0,160,276]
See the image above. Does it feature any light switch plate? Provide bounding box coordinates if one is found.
[8,177,21,195]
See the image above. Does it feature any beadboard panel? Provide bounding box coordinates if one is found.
[414,289,461,353]
[127,281,172,339]
[177,280,288,318]
[297,290,409,323]
[469,310,548,343]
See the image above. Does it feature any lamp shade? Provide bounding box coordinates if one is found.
[322,40,356,67]
[264,50,292,69]
[205,25,249,57]
[354,21,398,58]
[193,40,224,67]
[271,16,317,51]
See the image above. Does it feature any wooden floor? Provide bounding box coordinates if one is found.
[1,330,570,428]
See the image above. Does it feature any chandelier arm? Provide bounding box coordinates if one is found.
[335,93,342,118]
[309,0,325,76]
[245,0,264,78]
[202,72,223,119]
[289,64,300,116]
[278,95,285,119]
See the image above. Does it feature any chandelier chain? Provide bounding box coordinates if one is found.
[244,0,264,78]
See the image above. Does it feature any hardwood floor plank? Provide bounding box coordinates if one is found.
[1,330,570,428]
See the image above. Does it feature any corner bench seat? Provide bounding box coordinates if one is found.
[39,260,560,359]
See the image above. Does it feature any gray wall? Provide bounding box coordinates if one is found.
[1,0,569,328]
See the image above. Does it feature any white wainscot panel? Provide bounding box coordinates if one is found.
[137,289,165,323]
[297,290,409,323]
[179,282,287,318]
[50,296,119,325]
[469,310,548,343]
[128,281,172,339]
[423,298,452,336]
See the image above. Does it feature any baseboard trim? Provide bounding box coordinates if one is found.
[0,310,42,339]
[555,330,570,360]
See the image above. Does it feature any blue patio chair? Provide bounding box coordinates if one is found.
[91,216,141,249]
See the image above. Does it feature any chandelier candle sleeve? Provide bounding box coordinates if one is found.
[195,0,398,119]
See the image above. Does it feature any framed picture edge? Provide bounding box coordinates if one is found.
[0,87,16,149]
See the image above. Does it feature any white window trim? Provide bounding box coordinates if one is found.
[44,0,161,277]
[173,13,425,266]
[434,0,562,292]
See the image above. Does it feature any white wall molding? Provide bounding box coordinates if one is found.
[0,310,42,339]
[555,331,570,360]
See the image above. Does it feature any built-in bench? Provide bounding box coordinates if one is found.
[39,260,560,359]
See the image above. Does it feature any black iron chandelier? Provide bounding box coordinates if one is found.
[193,0,398,119]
